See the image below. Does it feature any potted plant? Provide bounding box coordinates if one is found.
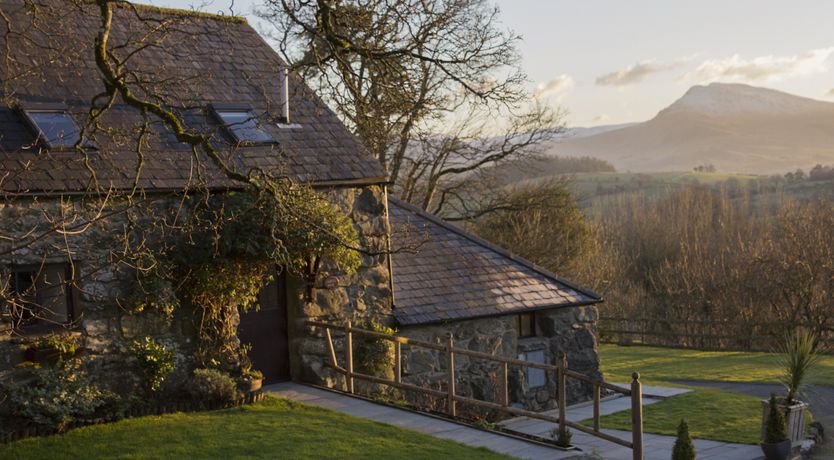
[760,394,791,460]
[24,333,78,365]
[239,367,263,393]
[761,329,818,446]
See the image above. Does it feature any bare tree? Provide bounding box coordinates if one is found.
[259,0,563,218]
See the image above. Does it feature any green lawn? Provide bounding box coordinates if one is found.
[0,397,509,460]
[587,343,834,445]
[599,343,834,385]
[586,387,763,445]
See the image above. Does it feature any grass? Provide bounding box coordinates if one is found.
[587,343,834,445]
[599,343,834,386]
[587,387,763,445]
[0,397,509,460]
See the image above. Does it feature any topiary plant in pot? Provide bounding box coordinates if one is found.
[761,394,791,460]
[763,329,818,446]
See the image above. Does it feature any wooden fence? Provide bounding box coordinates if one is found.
[307,320,645,460]
[599,316,834,352]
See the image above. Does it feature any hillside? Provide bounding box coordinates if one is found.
[544,83,834,174]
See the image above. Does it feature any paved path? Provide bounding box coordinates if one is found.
[267,382,578,459]
[267,382,762,459]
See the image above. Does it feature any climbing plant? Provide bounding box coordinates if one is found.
[127,183,361,370]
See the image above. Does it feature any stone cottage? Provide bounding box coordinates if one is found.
[389,199,602,411]
[0,2,602,412]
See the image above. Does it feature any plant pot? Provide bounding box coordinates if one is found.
[761,399,808,446]
[239,378,262,393]
[760,439,791,460]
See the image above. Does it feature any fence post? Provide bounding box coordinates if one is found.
[394,341,402,384]
[558,353,568,439]
[446,334,456,417]
[500,361,509,407]
[593,381,601,432]
[345,320,354,394]
[631,372,644,460]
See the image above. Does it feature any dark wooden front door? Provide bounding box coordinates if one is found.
[238,275,290,383]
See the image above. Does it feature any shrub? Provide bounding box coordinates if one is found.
[672,419,696,460]
[550,427,572,447]
[354,320,396,376]
[189,368,242,403]
[778,329,819,404]
[130,337,176,393]
[2,360,115,429]
[764,393,788,444]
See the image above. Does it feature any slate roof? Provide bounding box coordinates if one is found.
[389,199,602,326]
[0,2,387,194]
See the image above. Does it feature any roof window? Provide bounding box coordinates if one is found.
[212,106,274,144]
[21,108,91,150]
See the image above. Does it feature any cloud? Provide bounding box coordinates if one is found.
[533,75,575,99]
[684,47,834,83]
[592,114,610,123]
[596,60,682,86]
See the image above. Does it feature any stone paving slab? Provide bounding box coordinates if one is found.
[268,382,761,459]
[608,383,693,399]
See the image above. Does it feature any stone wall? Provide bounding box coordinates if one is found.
[0,197,195,394]
[0,184,395,395]
[289,185,395,387]
[398,305,601,416]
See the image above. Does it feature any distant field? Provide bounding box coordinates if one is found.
[520,171,834,209]
[599,343,834,386]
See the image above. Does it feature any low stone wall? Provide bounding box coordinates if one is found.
[398,305,601,416]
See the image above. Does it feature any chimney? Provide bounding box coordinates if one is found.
[281,68,290,124]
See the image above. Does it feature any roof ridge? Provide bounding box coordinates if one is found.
[118,2,248,24]
[388,197,603,302]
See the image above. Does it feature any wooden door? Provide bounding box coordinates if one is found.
[238,275,290,383]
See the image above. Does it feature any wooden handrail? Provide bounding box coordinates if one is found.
[306,320,643,457]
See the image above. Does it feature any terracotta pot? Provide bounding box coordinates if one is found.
[239,378,262,393]
[760,440,791,460]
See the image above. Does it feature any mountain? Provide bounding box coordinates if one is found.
[544,83,834,174]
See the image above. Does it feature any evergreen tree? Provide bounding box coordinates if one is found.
[764,394,788,443]
[672,419,696,460]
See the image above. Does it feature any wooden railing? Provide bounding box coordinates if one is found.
[307,320,645,460]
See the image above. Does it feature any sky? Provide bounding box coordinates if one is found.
[151,0,834,127]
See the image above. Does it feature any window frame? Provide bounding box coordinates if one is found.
[518,311,537,339]
[18,104,94,151]
[210,103,276,145]
[4,263,76,334]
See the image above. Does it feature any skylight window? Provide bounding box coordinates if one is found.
[214,109,273,144]
[23,109,88,149]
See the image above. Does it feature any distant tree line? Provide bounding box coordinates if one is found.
[784,164,834,183]
[587,185,834,348]
[473,179,834,350]
[491,155,617,184]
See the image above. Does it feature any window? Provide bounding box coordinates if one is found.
[22,109,90,149]
[4,264,73,332]
[213,108,273,144]
[518,349,546,388]
[518,312,536,338]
